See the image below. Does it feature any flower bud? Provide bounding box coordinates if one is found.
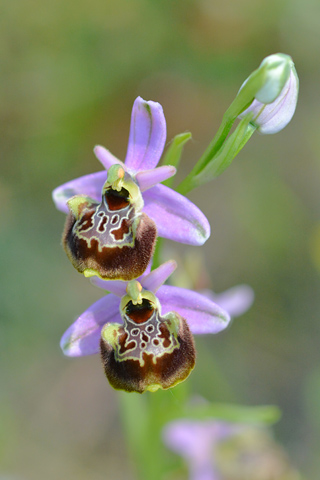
[100,282,196,393]
[239,54,298,134]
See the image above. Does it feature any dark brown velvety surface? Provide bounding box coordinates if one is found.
[100,314,196,393]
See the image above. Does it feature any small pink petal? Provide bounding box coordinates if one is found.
[90,277,127,297]
[136,166,176,192]
[141,260,177,292]
[94,145,126,170]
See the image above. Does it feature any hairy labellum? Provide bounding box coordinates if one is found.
[100,284,196,393]
[62,166,157,281]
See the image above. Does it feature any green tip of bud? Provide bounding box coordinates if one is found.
[256,53,292,104]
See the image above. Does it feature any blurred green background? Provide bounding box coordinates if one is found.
[1,0,320,478]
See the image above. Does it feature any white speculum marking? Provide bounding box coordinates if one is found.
[115,309,180,367]
[72,196,137,251]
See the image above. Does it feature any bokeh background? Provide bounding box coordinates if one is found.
[1,0,320,478]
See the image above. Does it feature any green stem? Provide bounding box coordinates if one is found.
[177,114,235,194]
[177,66,268,195]
[119,384,190,480]
[178,115,255,194]
[119,392,158,480]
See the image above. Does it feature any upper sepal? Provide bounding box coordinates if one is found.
[125,97,167,172]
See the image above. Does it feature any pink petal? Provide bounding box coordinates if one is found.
[60,294,121,356]
[90,277,127,297]
[125,97,166,172]
[52,171,107,213]
[90,260,176,296]
[141,260,177,292]
[206,285,254,318]
[136,166,176,192]
[143,184,210,246]
[94,145,125,170]
[157,286,230,334]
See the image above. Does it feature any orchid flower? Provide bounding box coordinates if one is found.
[163,419,242,480]
[60,261,231,393]
[163,418,299,480]
[52,97,210,280]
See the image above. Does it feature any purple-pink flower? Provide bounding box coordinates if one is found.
[60,260,254,393]
[52,97,210,247]
[163,419,242,480]
[163,418,298,480]
[60,261,232,393]
[61,261,231,357]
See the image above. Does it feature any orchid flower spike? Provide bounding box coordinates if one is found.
[238,54,299,134]
[60,261,231,393]
[53,97,210,280]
